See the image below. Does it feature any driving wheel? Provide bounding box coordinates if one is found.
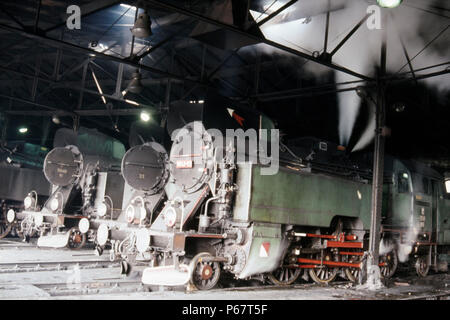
[189,252,221,290]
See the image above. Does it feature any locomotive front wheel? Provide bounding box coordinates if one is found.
[415,256,429,277]
[67,227,86,250]
[308,252,338,284]
[189,252,221,290]
[380,250,398,279]
[0,223,12,239]
[268,266,301,285]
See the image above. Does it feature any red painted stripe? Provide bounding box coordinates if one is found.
[297,258,361,268]
[326,241,363,248]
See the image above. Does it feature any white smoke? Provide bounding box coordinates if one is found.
[397,226,420,263]
[379,225,420,263]
[379,238,394,256]
[249,0,450,148]
[351,98,376,152]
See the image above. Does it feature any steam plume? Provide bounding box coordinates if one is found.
[250,0,450,148]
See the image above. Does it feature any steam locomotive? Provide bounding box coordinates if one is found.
[5,127,126,249]
[132,117,450,289]
[89,141,169,269]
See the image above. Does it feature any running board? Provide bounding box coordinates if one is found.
[141,265,191,286]
[37,232,70,248]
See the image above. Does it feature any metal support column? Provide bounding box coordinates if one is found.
[365,11,387,289]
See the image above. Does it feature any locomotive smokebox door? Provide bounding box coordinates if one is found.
[43,146,83,187]
[169,122,214,194]
[121,142,169,194]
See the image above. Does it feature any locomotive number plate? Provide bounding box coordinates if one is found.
[176,160,193,169]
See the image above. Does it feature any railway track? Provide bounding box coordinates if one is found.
[403,292,450,300]
[34,279,147,297]
[27,278,352,298]
[211,280,353,293]
[0,260,120,273]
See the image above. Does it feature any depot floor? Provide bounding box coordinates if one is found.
[0,238,449,300]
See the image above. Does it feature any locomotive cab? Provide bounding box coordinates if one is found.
[381,159,448,277]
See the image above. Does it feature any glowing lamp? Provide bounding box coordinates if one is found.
[377,0,402,8]
[140,111,150,122]
[445,173,450,193]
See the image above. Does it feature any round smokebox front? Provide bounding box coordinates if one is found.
[121,142,168,194]
[43,146,83,187]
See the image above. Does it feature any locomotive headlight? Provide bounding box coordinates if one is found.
[97,202,107,217]
[135,228,150,253]
[34,213,44,227]
[78,218,90,234]
[126,205,135,223]
[24,196,35,209]
[50,198,59,212]
[6,209,15,223]
[126,203,147,223]
[164,207,177,228]
[97,224,109,246]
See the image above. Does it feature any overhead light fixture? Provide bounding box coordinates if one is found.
[140,111,150,122]
[131,11,152,38]
[125,99,140,106]
[128,70,143,94]
[377,0,402,8]
[52,115,61,124]
[18,127,28,134]
[356,86,368,98]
